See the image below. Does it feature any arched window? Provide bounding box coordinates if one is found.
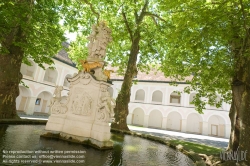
[210,96,221,108]
[152,90,163,102]
[43,68,58,84]
[189,93,197,105]
[20,60,36,78]
[63,74,72,87]
[170,92,181,104]
[135,89,145,101]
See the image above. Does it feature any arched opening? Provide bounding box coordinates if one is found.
[148,110,163,128]
[132,108,145,126]
[209,96,221,108]
[167,111,182,131]
[20,60,36,78]
[135,89,145,101]
[208,115,225,137]
[170,92,181,104]
[186,113,202,134]
[189,93,197,105]
[43,68,58,84]
[152,90,163,103]
[35,91,52,114]
[16,86,31,112]
[63,74,72,87]
[108,87,114,97]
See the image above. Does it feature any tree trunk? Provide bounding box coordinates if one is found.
[227,53,250,164]
[0,27,24,119]
[111,30,140,131]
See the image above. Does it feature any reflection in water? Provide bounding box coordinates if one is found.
[0,125,194,166]
[105,134,124,166]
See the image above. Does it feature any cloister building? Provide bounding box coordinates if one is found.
[16,47,231,139]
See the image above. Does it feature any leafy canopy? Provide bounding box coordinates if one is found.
[68,0,170,73]
[0,0,73,68]
[160,0,250,112]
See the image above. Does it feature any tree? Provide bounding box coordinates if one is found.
[160,0,250,164]
[0,0,68,119]
[69,0,169,130]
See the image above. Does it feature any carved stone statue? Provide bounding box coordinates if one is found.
[97,87,115,122]
[87,21,112,59]
[103,69,114,80]
[80,60,103,72]
[49,86,63,106]
[72,92,92,116]
[44,22,114,149]
[49,86,67,114]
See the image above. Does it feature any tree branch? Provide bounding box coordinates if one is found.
[137,0,149,24]
[122,10,133,41]
[134,0,139,23]
[144,12,168,24]
[82,0,100,22]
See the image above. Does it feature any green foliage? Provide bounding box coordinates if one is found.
[68,0,170,73]
[0,0,72,68]
[159,0,250,112]
[67,0,249,113]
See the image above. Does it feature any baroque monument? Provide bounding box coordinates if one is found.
[42,21,115,149]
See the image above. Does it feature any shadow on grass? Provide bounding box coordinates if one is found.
[170,139,222,156]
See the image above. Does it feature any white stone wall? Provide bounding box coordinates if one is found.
[16,58,78,114]
[16,60,231,138]
[112,81,231,138]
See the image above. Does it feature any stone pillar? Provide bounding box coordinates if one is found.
[25,97,37,115]
[161,117,167,129]
[143,115,149,127]
[225,124,231,138]
[202,121,208,135]
[164,88,169,105]
[181,119,187,132]
[183,94,189,107]
[126,113,133,125]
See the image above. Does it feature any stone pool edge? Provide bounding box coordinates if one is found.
[0,119,47,124]
[1,119,205,165]
[111,128,206,166]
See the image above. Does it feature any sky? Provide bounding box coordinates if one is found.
[65,32,77,42]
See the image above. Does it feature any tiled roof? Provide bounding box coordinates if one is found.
[53,42,76,67]
[106,67,192,82]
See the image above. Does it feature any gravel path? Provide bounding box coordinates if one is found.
[18,114,229,149]
[128,125,229,149]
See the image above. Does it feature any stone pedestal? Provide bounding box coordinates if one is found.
[43,72,114,149]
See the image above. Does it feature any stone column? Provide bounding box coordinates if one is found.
[161,117,167,129]
[25,97,37,115]
[225,124,231,138]
[181,119,187,132]
[143,115,149,127]
[202,121,208,135]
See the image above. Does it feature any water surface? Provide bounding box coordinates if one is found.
[0,125,194,166]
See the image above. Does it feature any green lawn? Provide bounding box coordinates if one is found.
[170,140,223,155]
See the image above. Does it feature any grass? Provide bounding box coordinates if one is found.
[169,139,223,156]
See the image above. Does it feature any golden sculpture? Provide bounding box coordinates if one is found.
[80,60,102,72]
[103,70,114,80]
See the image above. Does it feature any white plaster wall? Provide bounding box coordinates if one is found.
[132,108,145,126]
[167,111,182,131]
[17,59,231,138]
[186,113,202,134]
[148,110,163,128]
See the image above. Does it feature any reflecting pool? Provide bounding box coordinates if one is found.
[0,125,194,166]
